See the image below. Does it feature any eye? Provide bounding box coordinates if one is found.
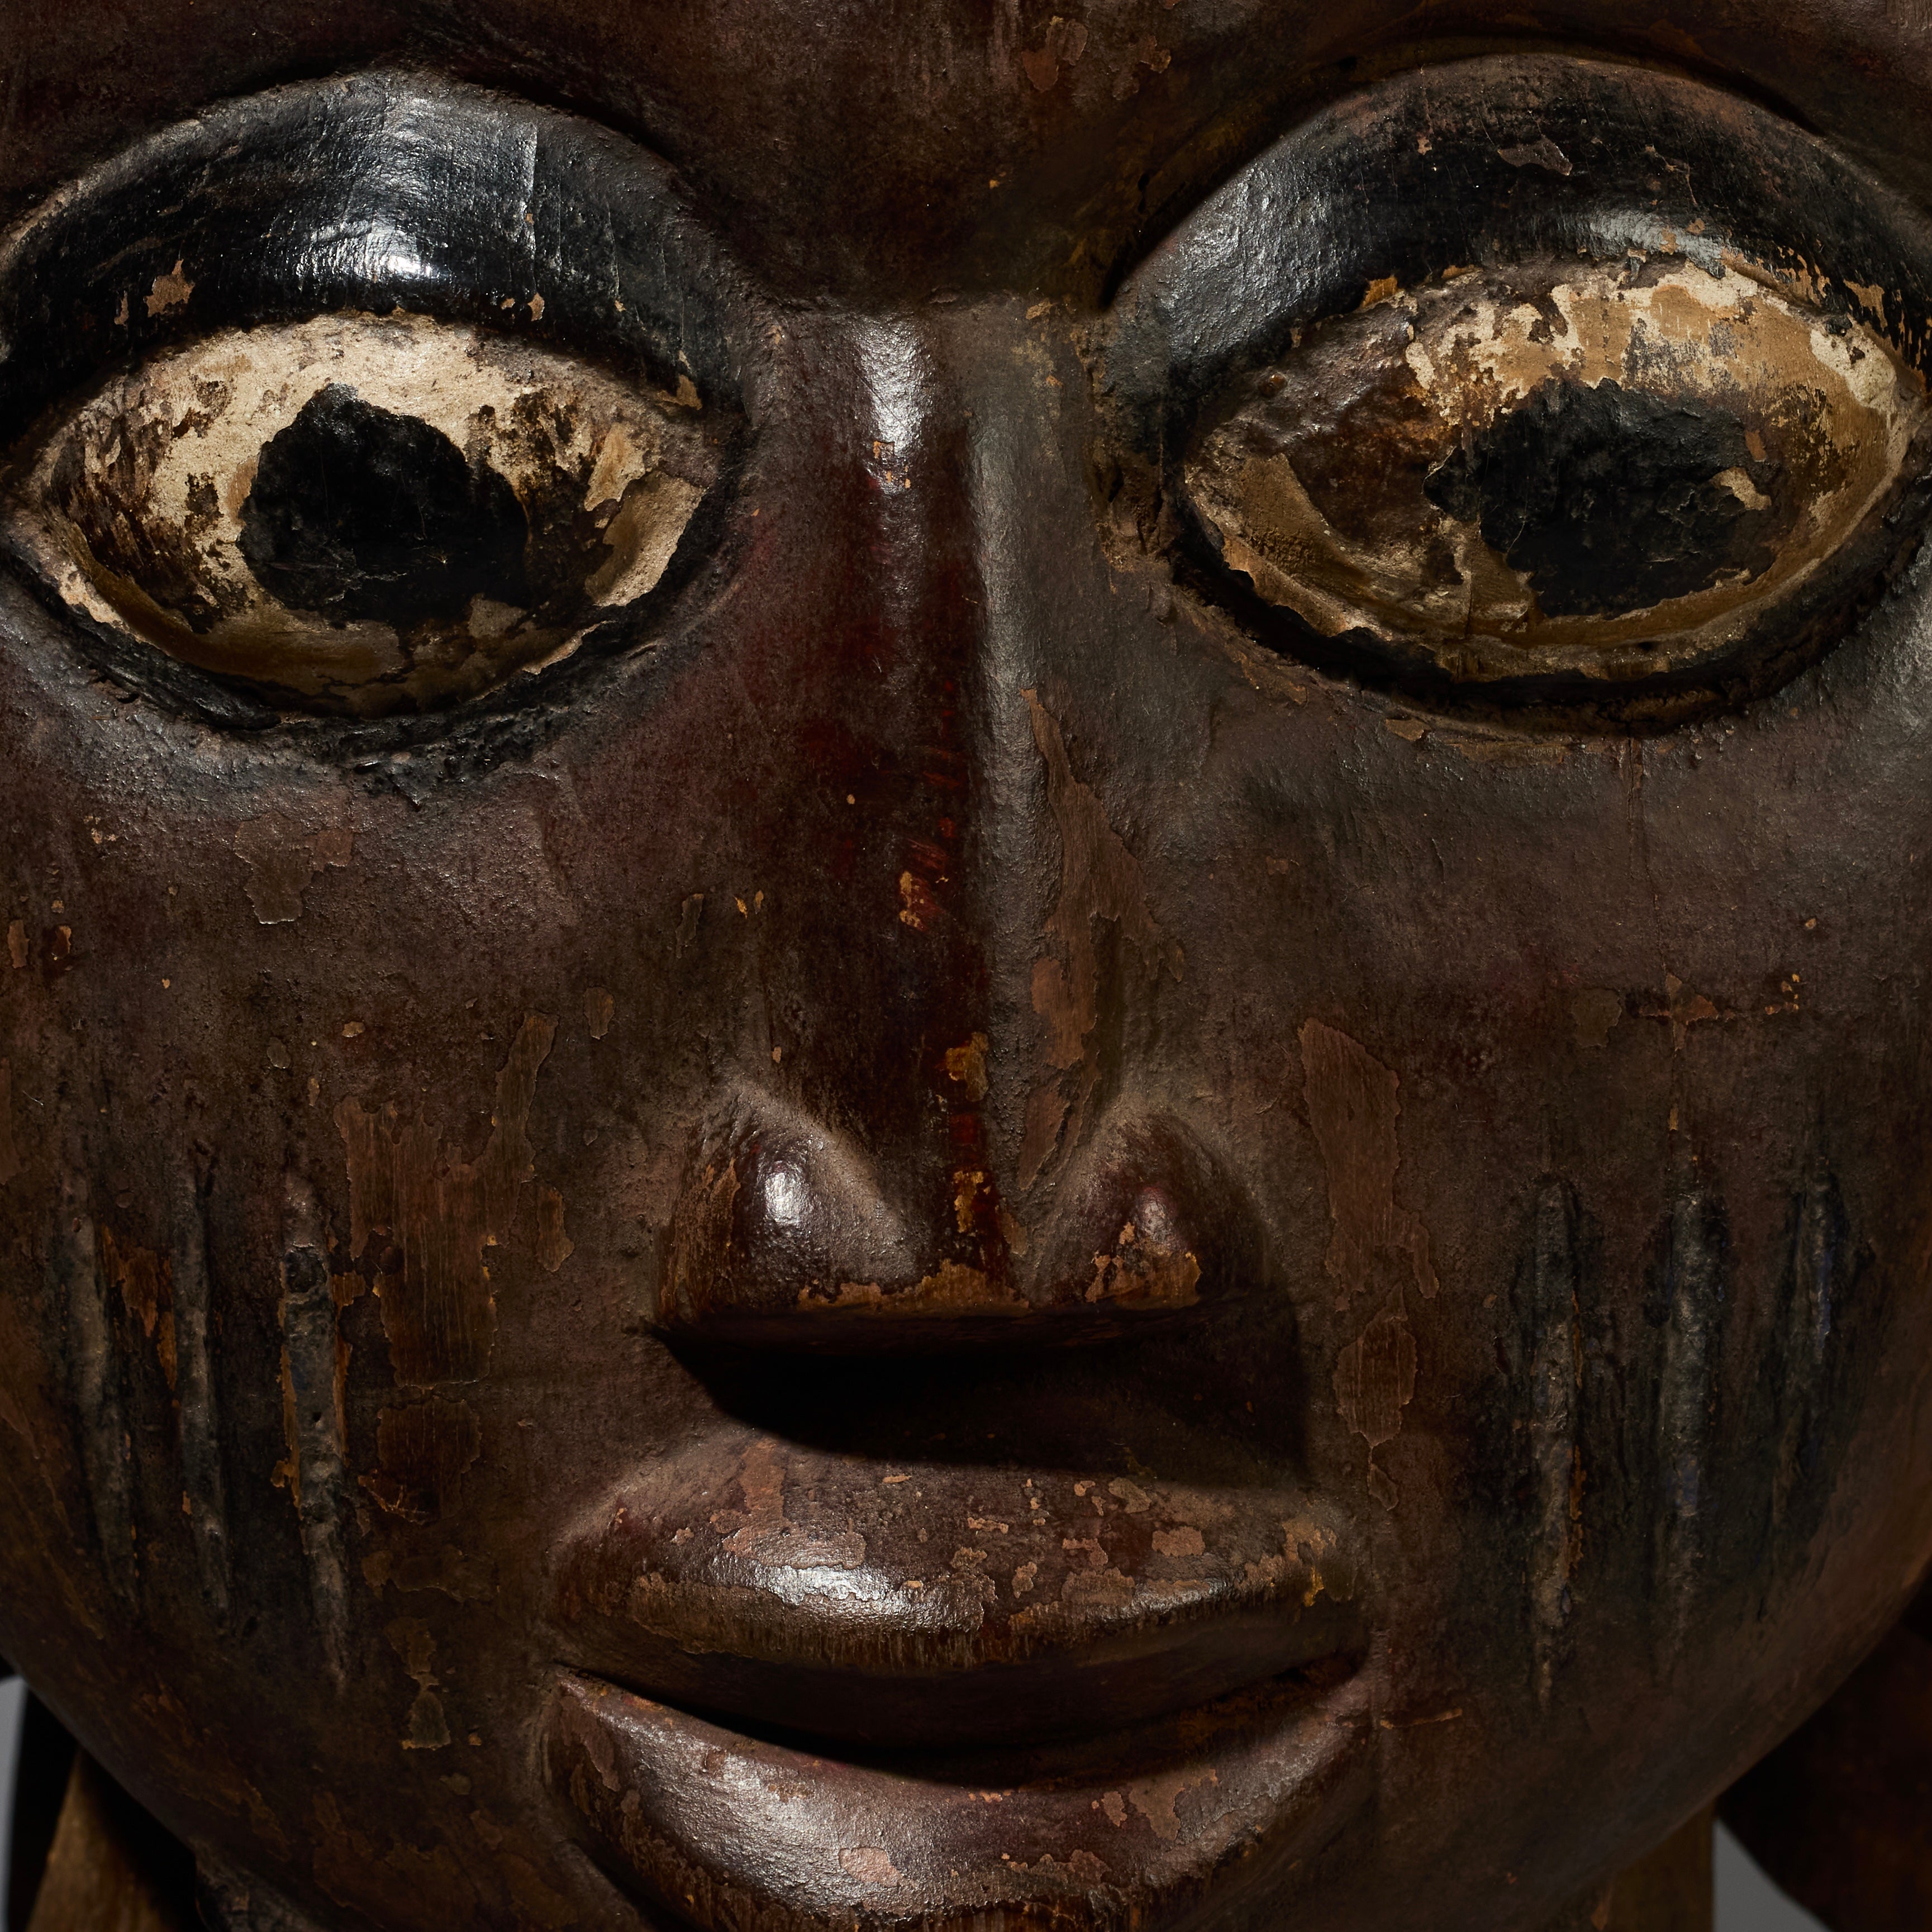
[1104,56,1932,722]
[0,74,750,726]
[1185,259,1925,691]
[8,313,716,717]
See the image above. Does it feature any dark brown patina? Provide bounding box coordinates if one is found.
[4,5,1932,1931]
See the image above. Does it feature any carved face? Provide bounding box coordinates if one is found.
[4,5,1932,1929]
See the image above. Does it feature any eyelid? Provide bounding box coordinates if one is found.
[1104,53,1932,415]
[0,71,754,451]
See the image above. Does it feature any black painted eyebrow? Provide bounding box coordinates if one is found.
[0,70,753,450]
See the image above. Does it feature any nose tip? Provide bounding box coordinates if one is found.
[652,1097,1265,1352]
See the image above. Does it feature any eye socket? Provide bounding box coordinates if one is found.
[6,312,717,717]
[1103,55,1932,723]
[1184,256,1927,692]
[0,73,753,730]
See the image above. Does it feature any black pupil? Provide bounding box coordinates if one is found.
[1424,378,1779,618]
[238,383,528,626]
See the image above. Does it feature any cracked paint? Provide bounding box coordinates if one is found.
[1334,1308,1419,1509]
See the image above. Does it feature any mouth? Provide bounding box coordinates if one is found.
[543,1661,1374,1932]
[546,1425,1367,1749]
[543,1421,1374,1928]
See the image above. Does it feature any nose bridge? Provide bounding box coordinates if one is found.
[855,303,1105,1235]
[776,308,1018,1262]
[659,299,1251,1346]
[949,305,1166,1216]
[840,304,1070,1269]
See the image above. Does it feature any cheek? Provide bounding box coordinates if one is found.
[1157,685,1932,1697]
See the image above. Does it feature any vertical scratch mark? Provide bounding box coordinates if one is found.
[279,1182,348,1683]
[0,1060,20,1185]
[1656,1186,1725,1661]
[515,120,539,272]
[1774,1168,1846,1535]
[60,1179,134,1602]
[1527,1181,1582,1707]
[173,1163,230,1624]
[1621,739,1660,930]
[1017,689,1183,1189]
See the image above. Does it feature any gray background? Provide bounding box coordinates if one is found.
[0,1677,1832,1929]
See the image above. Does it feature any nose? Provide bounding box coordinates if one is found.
[649,301,1238,1349]
[655,1092,1268,1349]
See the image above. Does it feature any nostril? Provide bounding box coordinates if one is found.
[653,1097,1266,1355]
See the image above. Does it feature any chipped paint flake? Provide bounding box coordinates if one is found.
[709,1438,867,1571]
[797,1259,1023,1319]
[387,1617,453,1750]
[1019,16,1087,91]
[1570,987,1624,1049]
[233,811,353,924]
[1298,1020,1438,1302]
[898,870,940,931]
[1127,1767,1220,1844]
[1334,1308,1419,1508]
[98,1225,177,1390]
[145,258,194,317]
[953,1169,987,1233]
[1086,1218,1201,1308]
[536,1186,575,1273]
[839,1847,902,1887]
[1496,135,1573,175]
[943,1031,989,1100]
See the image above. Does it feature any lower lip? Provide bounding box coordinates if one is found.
[543,1662,1373,1931]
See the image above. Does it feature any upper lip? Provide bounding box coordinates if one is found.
[547,1425,1367,1750]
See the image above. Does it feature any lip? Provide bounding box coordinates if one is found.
[544,1660,1374,1932]
[547,1428,1367,1749]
